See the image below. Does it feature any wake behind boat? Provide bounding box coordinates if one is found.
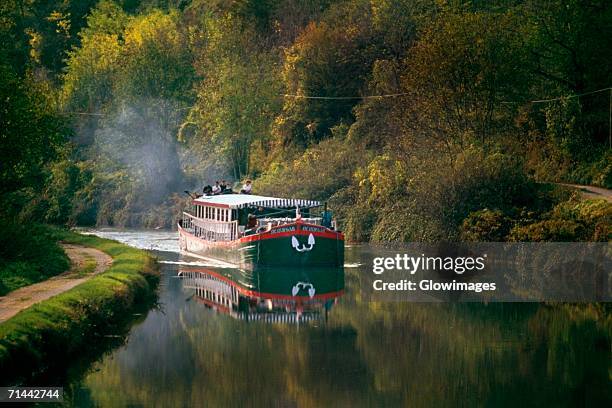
[178,193,344,269]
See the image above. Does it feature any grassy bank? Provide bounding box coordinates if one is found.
[0,222,70,295]
[0,228,159,385]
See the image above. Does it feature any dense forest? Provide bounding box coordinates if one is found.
[1,0,611,242]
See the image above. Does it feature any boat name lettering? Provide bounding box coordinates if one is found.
[273,226,297,233]
[302,225,325,232]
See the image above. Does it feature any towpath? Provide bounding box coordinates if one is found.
[557,183,612,203]
[0,244,112,323]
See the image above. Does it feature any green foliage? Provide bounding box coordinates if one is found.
[342,148,539,242]
[460,209,513,242]
[0,222,70,295]
[0,229,158,384]
[399,9,528,148]
[2,0,612,241]
[255,126,369,200]
[274,0,427,146]
[0,0,99,75]
[509,199,612,242]
[186,13,282,178]
[0,64,67,198]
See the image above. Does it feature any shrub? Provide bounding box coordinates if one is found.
[509,198,611,242]
[509,219,584,242]
[460,209,512,242]
[0,221,70,295]
[255,130,370,201]
[346,147,540,242]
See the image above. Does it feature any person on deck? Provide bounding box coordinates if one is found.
[245,214,258,235]
[220,180,227,192]
[240,180,252,194]
[212,181,221,195]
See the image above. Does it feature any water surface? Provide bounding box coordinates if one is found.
[63,230,610,407]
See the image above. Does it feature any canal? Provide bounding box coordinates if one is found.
[57,230,609,407]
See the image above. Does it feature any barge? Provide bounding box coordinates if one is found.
[178,194,344,269]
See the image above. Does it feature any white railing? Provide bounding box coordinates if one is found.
[257,217,322,228]
[182,212,238,241]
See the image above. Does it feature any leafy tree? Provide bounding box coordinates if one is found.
[0,0,99,75]
[523,0,612,147]
[118,9,195,102]
[186,13,281,179]
[398,9,529,151]
[274,0,379,146]
[0,64,67,201]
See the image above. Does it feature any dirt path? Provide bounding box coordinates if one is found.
[0,244,112,323]
[557,183,612,203]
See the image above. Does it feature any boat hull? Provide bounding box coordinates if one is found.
[178,221,344,269]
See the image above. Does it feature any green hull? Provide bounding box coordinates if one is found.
[179,221,344,269]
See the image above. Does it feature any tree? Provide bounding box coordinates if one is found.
[186,13,282,179]
[524,0,612,146]
[398,9,529,152]
[0,64,67,206]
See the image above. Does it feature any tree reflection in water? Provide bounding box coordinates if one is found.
[70,255,610,407]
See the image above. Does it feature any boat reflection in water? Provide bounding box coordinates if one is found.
[178,265,344,324]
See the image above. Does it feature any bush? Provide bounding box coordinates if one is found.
[255,130,370,201]
[0,221,70,295]
[509,219,584,242]
[460,209,512,242]
[346,148,540,242]
[509,198,611,242]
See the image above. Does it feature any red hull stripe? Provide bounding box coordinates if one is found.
[240,228,343,242]
[183,267,344,301]
[178,222,344,247]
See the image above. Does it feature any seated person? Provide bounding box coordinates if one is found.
[211,181,221,195]
[244,214,258,235]
[240,180,252,194]
[202,185,213,195]
[220,180,228,192]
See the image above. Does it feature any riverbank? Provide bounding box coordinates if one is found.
[0,243,113,323]
[0,228,159,385]
[0,223,70,296]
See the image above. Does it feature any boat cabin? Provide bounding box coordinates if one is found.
[180,194,326,242]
